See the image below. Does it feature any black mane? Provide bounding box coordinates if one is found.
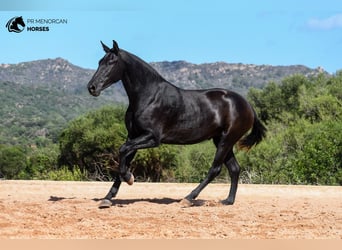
[120,50,166,83]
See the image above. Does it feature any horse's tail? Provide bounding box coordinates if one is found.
[238,111,267,150]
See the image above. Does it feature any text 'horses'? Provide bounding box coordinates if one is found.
[87,40,266,208]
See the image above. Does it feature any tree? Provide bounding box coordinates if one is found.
[295,121,342,185]
[0,145,27,179]
[248,75,312,124]
[279,74,310,115]
[58,106,126,180]
[248,82,282,123]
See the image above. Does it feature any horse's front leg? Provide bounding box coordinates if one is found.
[99,150,137,209]
[119,133,159,184]
[119,147,136,185]
[99,173,121,208]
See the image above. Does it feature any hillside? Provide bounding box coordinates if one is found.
[0,58,127,100]
[0,81,116,145]
[0,58,326,94]
[0,58,328,145]
[151,61,326,94]
[0,58,93,89]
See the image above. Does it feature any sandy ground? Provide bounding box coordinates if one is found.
[0,180,341,239]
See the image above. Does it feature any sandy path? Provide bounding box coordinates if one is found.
[0,180,341,239]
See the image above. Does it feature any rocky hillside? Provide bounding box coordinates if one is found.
[151,61,326,94]
[0,58,127,102]
[0,58,326,96]
[0,58,93,90]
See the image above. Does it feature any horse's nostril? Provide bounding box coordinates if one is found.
[89,85,96,93]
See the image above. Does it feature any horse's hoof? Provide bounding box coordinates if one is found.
[180,198,193,208]
[221,199,234,205]
[98,199,112,209]
[127,173,134,185]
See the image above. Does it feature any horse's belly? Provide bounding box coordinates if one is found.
[161,127,219,145]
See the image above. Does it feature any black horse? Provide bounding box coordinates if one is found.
[88,40,266,208]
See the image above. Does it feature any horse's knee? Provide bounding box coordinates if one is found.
[207,165,222,181]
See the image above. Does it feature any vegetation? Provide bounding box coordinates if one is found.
[240,72,342,185]
[0,81,113,146]
[1,72,341,185]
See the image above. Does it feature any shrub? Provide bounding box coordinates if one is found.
[0,145,27,179]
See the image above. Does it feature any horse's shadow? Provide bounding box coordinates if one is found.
[48,196,208,207]
[48,196,76,202]
[92,197,207,207]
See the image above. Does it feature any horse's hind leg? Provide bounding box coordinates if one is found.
[183,136,231,204]
[222,151,240,205]
[183,160,223,204]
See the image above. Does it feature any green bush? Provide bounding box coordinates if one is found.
[0,145,27,179]
[20,145,60,179]
[237,120,342,185]
[58,106,127,180]
[44,165,87,181]
[295,121,342,185]
[237,72,342,185]
[133,145,180,182]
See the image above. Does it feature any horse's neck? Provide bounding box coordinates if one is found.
[121,51,166,102]
[122,51,163,79]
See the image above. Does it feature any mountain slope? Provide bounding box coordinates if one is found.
[0,81,117,145]
[151,61,326,94]
[0,58,326,94]
[0,58,93,90]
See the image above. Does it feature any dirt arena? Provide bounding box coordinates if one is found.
[0,180,341,239]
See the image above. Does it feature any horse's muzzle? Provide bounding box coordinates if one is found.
[88,84,100,96]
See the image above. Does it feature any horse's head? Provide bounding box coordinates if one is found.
[16,16,25,27]
[88,40,124,96]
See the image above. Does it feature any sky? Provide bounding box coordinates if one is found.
[1,0,342,73]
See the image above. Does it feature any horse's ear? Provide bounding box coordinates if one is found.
[100,41,110,53]
[112,40,119,56]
